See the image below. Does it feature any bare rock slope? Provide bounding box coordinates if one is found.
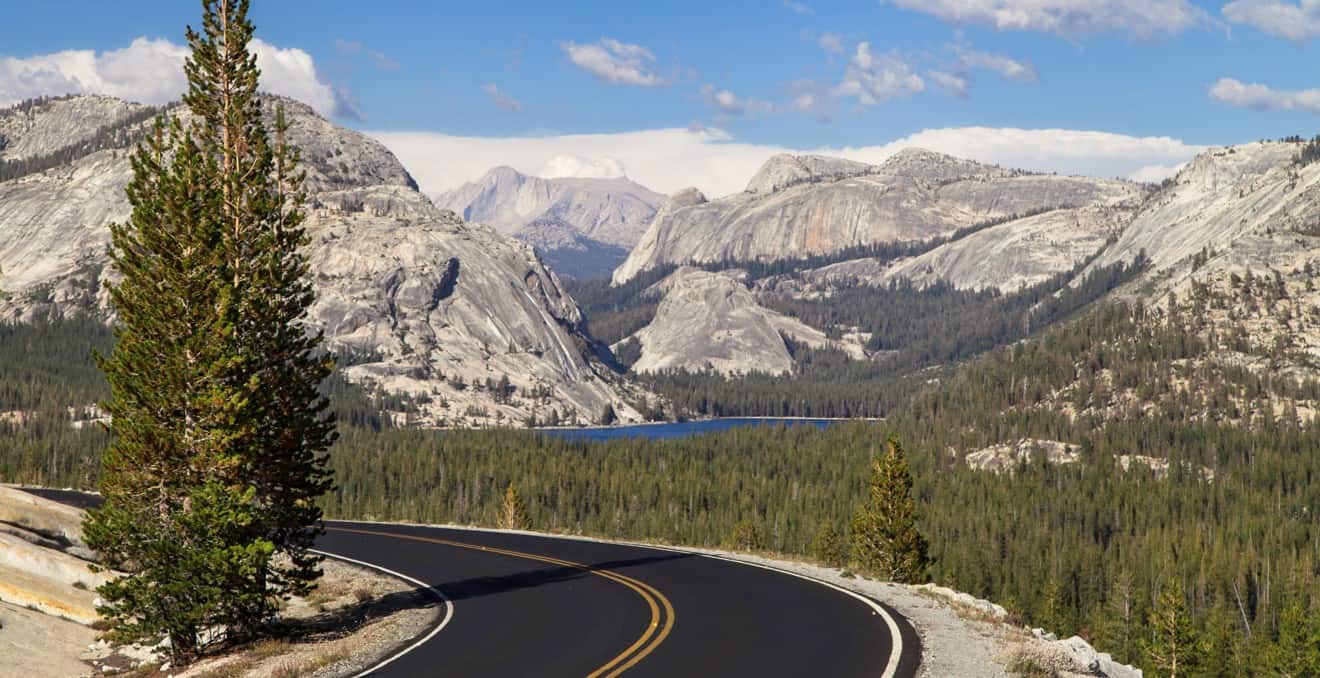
[625,267,863,376]
[613,149,1138,286]
[0,95,640,427]
[436,166,664,277]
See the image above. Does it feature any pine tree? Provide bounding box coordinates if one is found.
[1270,598,1319,677]
[850,434,930,584]
[1201,596,1246,678]
[1144,578,1199,678]
[82,0,333,662]
[499,483,531,530]
[810,523,848,568]
[1094,570,1141,664]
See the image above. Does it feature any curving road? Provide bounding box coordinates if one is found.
[23,489,921,677]
[318,522,921,677]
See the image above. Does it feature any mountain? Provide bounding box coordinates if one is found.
[0,94,642,427]
[803,202,1135,293]
[435,167,665,278]
[613,149,1138,285]
[619,267,865,376]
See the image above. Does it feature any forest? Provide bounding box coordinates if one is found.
[5,305,1320,673]
[635,254,1148,418]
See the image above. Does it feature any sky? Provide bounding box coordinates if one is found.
[5,0,1320,197]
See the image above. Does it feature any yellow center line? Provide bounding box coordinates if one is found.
[326,526,676,677]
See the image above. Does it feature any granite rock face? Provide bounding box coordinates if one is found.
[807,203,1135,293]
[0,95,149,161]
[624,267,863,376]
[436,166,664,277]
[0,95,640,427]
[613,148,1138,285]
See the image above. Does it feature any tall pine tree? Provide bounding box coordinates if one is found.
[83,0,333,661]
[1144,577,1200,678]
[850,434,931,584]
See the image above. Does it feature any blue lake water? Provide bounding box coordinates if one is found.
[536,417,849,442]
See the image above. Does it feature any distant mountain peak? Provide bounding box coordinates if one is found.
[745,153,875,195]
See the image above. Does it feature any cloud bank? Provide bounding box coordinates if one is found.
[1209,77,1320,112]
[371,126,1209,200]
[0,36,353,119]
[1223,0,1320,41]
[887,0,1208,37]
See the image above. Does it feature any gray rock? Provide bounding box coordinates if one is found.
[613,149,1138,285]
[435,165,664,249]
[626,267,863,376]
[0,95,641,427]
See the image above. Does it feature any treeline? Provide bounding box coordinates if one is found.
[0,96,165,183]
[6,301,1320,671]
[566,210,1075,345]
[642,255,1146,418]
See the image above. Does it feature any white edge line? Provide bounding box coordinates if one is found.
[327,520,905,678]
[679,551,906,678]
[309,547,454,678]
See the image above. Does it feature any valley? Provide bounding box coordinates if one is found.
[7,71,1320,677]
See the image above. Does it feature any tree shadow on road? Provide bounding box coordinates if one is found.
[432,551,693,603]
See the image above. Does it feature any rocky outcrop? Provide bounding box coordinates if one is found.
[0,487,110,626]
[0,95,149,162]
[809,204,1134,293]
[435,166,664,277]
[624,267,863,375]
[0,95,641,427]
[963,439,1081,473]
[613,148,1138,285]
[1088,142,1313,279]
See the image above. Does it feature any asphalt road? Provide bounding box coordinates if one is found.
[25,489,922,677]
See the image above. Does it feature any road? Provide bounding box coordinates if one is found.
[25,489,922,677]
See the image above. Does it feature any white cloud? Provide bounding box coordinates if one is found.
[783,0,814,15]
[0,36,353,119]
[956,46,1038,82]
[540,154,627,179]
[1129,162,1189,183]
[834,43,924,106]
[819,33,845,55]
[700,84,774,116]
[1223,0,1320,41]
[561,38,663,86]
[887,0,1208,37]
[786,79,833,120]
[1209,77,1320,112]
[482,83,523,112]
[371,126,1207,199]
[928,70,970,98]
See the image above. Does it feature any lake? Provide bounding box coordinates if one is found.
[536,417,850,442]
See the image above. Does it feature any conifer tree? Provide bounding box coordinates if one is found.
[810,523,848,568]
[83,0,333,661]
[499,483,531,530]
[850,434,930,584]
[1270,598,1319,677]
[1094,570,1141,664]
[1144,578,1199,678]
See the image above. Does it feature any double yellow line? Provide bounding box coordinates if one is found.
[327,526,675,677]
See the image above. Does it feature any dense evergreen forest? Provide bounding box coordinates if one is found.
[634,254,1147,418]
[6,308,1320,673]
[565,209,1076,346]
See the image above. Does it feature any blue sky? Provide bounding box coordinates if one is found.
[5,1,1320,195]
